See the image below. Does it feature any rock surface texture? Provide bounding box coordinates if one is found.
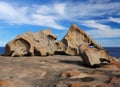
[5,29,58,57]
[5,24,110,66]
[0,55,119,87]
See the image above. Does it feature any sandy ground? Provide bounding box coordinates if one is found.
[0,55,120,87]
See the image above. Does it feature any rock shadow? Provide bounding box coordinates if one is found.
[59,59,109,68]
[59,60,84,66]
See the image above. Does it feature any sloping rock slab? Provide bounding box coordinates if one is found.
[59,24,103,56]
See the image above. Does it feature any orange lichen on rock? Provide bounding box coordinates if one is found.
[71,83,82,87]
[0,79,33,87]
[70,82,107,87]
[110,61,120,68]
[103,64,119,70]
[0,80,9,86]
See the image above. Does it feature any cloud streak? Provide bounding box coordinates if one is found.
[109,17,120,23]
[64,0,120,19]
[0,2,29,24]
[83,20,120,38]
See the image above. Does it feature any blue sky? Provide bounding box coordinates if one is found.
[0,0,120,47]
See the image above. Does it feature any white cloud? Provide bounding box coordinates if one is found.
[0,2,66,30]
[88,0,111,4]
[0,1,120,33]
[64,1,120,19]
[109,17,120,23]
[0,2,29,24]
[0,1,120,29]
[30,14,66,29]
[82,20,111,31]
[83,20,120,38]
[33,3,66,16]
[54,3,66,15]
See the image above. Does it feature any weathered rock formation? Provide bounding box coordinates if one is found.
[59,24,110,66]
[5,24,110,66]
[5,29,58,57]
[59,24,103,55]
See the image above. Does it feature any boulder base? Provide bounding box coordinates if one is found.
[79,46,110,66]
